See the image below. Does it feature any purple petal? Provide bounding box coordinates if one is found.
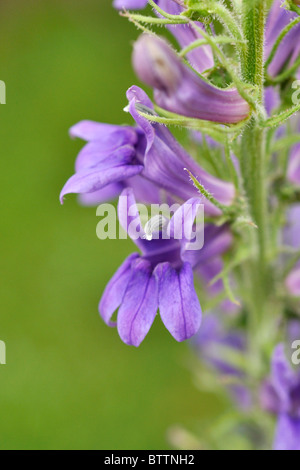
[287,143,300,186]
[113,0,148,9]
[260,379,281,415]
[168,197,203,244]
[99,253,140,326]
[70,120,137,145]
[284,205,300,250]
[75,144,136,172]
[184,224,233,268]
[117,258,158,346]
[118,187,145,242]
[60,163,143,203]
[266,0,300,77]
[74,136,137,171]
[126,86,156,154]
[155,262,202,342]
[286,266,300,297]
[265,86,280,116]
[274,414,300,450]
[288,320,300,344]
[126,174,162,205]
[78,183,124,206]
[272,344,296,411]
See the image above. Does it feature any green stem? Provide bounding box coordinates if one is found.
[241,0,267,248]
[241,122,268,269]
[241,0,265,95]
[240,0,269,375]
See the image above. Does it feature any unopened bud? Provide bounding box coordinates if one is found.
[133,34,182,93]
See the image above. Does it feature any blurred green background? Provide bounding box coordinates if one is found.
[0,0,223,450]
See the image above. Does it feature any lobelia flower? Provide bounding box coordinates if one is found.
[260,344,300,450]
[265,0,300,77]
[192,314,251,409]
[126,86,235,216]
[99,188,203,346]
[132,34,250,124]
[284,205,300,297]
[60,86,236,217]
[99,187,234,346]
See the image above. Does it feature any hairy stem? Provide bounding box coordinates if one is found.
[240,0,270,374]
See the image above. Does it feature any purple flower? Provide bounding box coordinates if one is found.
[127,86,236,216]
[113,0,148,9]
[132,34,250,124]
[99,188,203,346]
[61,86,235,217]
[266,0,300,77]
[260,344,300,450]
[192,314,251,409]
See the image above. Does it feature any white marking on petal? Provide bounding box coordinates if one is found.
[143,215,169,241]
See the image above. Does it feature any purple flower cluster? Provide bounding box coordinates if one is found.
[116,1,250,123]
[61,84,235,345]
[60,0,248,345]
[60,0,300,450]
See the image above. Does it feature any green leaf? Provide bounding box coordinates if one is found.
[184,168,234,214]
[261,104,300,128]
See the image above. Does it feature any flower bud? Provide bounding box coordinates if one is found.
[133,34,183,93]
[133,34,250,124]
